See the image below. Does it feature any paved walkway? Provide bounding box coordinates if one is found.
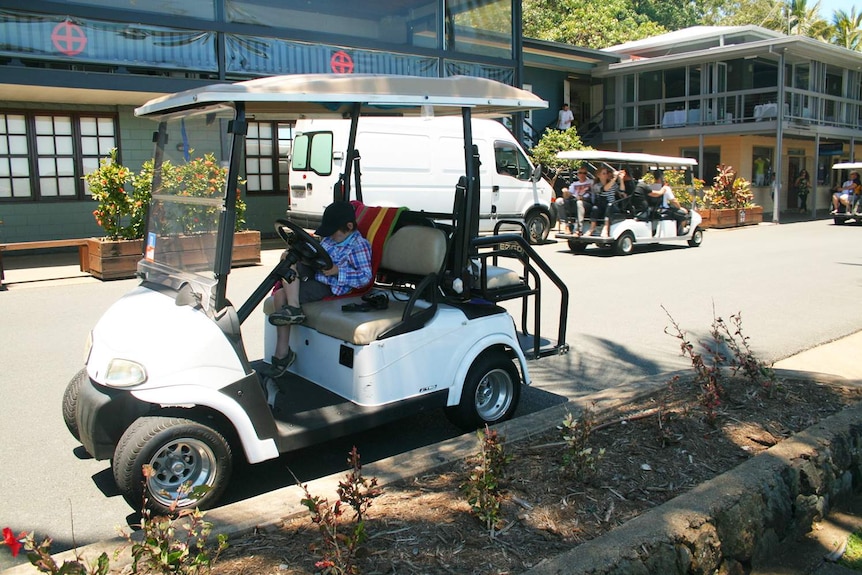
[3,231,862,574]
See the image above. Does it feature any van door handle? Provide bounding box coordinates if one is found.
[492,185,500,193]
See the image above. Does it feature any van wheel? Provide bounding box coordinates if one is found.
[687,227,704,247]
[446,351,521,430]
[113,417,232,514]
[613,232,635,256]
[526,211,550,244]
[567,239,588,253]
[62,368,87,441]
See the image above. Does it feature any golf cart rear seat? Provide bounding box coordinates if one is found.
[265,225,448,346]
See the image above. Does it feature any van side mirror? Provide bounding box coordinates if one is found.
[530,164,543,183]
[684,170,693,185]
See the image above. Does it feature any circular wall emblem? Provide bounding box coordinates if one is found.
[330,50,354,74]
[51,21,88,56]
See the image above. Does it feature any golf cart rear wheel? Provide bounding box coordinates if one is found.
[62,368,87,441]
[687,227,704,247]
[113,416,232,514]
[446,351,520,430]
[613,232,635,256]
[526,211,550,245]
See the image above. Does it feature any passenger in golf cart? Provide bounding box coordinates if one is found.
[585,167,626,237]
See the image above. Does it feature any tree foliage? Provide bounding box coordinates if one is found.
[528,128,589,172]
[523,0,666,49]
[524,0,862,52]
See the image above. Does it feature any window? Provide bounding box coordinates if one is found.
[245,121,293,194]
[0,112,118,201]
[226,0,441,51]
[64,0,216,19]
[494,141,530,180]
[291,131,333,176]
[752,146,773,187]
[445,0,513,58]
[0,114,30,199]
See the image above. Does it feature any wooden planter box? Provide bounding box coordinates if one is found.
[87,230,261,281]
[699,207,763,229]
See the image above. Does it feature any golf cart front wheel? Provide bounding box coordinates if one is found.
[62,368,87,441]
[613,232,635,256]
[446,351,521,430]
[687,227,704,247]
[113,416,232,514]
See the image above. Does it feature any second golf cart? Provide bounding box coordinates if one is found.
[831,161,862,225]
[64,74,569,513]
[553,150,703,255]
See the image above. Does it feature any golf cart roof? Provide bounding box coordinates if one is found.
[556,149,698,168]
[832,162,862,170]
[135,74,548,119]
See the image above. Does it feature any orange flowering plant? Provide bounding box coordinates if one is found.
[84,150,246,240]
[83,148,138,240]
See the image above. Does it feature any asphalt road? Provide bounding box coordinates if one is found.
[2,217,861,571]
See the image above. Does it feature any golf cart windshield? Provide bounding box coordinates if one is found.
[138,104,237,303]
[134,74,548,314]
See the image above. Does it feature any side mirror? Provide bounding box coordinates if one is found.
[530,163,543,183]
[684,170,693,186]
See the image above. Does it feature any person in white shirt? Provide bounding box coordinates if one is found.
[556,103,574,131]
[831,171,860,214]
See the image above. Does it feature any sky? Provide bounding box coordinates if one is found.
[818,0,856,21]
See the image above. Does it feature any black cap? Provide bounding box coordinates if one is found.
[315,201,356,237]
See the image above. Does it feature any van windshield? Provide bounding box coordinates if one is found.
[138,105,237,306]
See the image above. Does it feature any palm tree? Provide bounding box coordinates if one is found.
[781,0,826,35]
[831,8,862,51]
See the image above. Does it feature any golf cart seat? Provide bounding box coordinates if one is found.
[265,225,447,346]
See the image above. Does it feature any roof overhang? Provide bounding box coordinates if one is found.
[593,35,862,77]
[523,37,619,73]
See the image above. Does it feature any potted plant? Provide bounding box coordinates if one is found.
[700,164,762,228]
[84,150,259,280]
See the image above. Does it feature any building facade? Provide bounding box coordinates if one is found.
[0,0,528,242]
[590,26,862,218]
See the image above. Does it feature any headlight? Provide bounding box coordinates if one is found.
[104,359,147,387]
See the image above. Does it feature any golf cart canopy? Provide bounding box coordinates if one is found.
[135,74,547,119]
[556,150,698,169]
[832,162,862,170]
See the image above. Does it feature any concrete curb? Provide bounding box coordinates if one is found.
[4,372,860,574]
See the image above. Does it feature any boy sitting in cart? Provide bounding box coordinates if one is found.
[264,201,372,377]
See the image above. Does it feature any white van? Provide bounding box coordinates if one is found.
[287,117,556,243]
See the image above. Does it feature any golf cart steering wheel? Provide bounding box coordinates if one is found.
[274,218,333,272]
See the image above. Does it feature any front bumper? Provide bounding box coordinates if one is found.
[77,373,150,460]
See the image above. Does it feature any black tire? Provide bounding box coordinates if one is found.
[613,232,635,256]
[687,227,704,247]
[567,239,588,253]
[525,211,551,245]
[834,216,845,225]
[445,351,521,430]
[113,416,232,514]
[62,368,87,441]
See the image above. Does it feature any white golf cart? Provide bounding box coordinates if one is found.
[830,161,862,225]
[63,74,569,513]
[553,150,703,255]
